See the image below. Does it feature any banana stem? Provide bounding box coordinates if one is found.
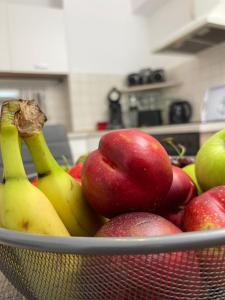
[0,101,27,179]
[24,132,61,176]
[12,100,60,176]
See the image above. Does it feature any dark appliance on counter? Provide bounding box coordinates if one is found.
[138,110,162,127]
[169,100,192,124]
[137,94,162,127]
[107,87,124,129]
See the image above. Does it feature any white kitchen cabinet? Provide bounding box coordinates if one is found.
[0,3,10,71]
[8,4,68,74]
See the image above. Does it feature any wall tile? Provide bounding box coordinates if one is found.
[0,78,71,130]
[165,41,225,123]
[68,73,125,131]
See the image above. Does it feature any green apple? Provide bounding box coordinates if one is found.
[195,129,225,191]
[182,164,202,195]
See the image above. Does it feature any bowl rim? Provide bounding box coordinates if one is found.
[0,227,225,255]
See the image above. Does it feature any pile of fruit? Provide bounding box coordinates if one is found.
[0,99,224,238]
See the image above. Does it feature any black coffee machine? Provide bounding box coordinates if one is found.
[107,87,124,129]
[169,100,192,124]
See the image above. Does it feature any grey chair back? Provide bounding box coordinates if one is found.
[0,124,73,178]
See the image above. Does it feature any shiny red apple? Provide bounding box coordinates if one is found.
[164,166,197,210]
[163,207,185,229]
[161,166,197,229]
[31,176,38,186]
[68,162,83,182]
[183,186,225,291]
[183,186,225,232]
[96,212,181,237]
[69,153,88,182]
[170,156,195,168]
[94,212,202,300]
[81,129,173,218]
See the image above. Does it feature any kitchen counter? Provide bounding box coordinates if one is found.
[68,121,225,139]
[68,121,225,162]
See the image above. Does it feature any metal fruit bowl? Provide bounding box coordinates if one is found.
[1,228,225,299]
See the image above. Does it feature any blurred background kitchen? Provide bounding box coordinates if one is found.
[1,0,225,162]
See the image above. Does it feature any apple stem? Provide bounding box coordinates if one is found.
[162,137,186,158]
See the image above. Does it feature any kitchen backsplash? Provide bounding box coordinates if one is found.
[164,40,225,123]
[0,78,71,130]
[68,73,125,131]
[69,40,225,132]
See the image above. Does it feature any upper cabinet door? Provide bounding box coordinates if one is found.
[0,3,10,71]
[8,4,68,74]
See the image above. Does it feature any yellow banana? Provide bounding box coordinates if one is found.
[0,100,69,236]
[0,184,3,227]
[15,100,104,236]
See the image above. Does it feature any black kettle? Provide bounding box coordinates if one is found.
[169,100,192,124]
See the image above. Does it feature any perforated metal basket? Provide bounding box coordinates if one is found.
[1,228,225,300]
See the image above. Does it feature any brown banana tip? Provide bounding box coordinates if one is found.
[14,99,47,137]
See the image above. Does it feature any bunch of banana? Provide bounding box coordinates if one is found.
[0,100,69,236]
[0,184,3,227]
[6,99,104,236]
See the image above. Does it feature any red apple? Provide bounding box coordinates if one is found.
[81,129,173,218]
[164,166,197,210]
[183,186,225,290]
[31,176,38,186]
[170,156,195,168]
[68,162,83,182]
[96,212,180,237]
[69,153,88,182]
[161,166,197,229]
[183,186,225,231]
[163,207,185,229]
[93,212,202,299]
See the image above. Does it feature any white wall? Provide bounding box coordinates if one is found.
[63,0,194,74]
[68,73,125,131]
[130,0,168,16]
[63,0,153,74]
[163,41,225,123]
[0,0,62,8]
[0,0,201,73]
[148,0,193,49]
[193,0,221,18]
[146,0,194,67]
[63,0,198,131]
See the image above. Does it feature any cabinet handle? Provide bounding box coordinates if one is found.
[34,63,48,70]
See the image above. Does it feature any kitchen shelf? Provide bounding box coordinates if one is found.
[0,72,67,81]
[121,81,181,94]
